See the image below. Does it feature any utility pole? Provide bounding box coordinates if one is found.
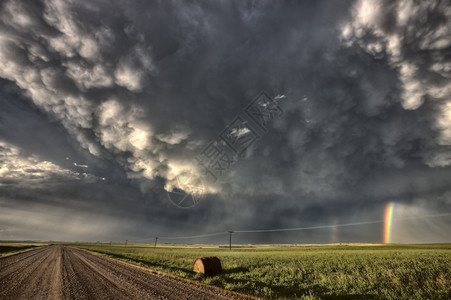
[125,239,128,247]
[228,231,234,250]
[154,237,158,248]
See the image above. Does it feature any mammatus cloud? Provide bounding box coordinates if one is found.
[0,0,208,195]
[342,0,451,167]
[0,0,450,243]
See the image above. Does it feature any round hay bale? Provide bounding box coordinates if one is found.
[193,256,222,276]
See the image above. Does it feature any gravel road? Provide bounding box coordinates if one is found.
[0,245,259,300]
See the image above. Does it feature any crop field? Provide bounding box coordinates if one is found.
[73,243,451,299]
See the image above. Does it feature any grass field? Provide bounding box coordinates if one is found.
[0,242,45,257]
[72,243,451,299]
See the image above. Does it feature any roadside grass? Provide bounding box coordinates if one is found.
[0,243,45,257]
[72,243,451,300]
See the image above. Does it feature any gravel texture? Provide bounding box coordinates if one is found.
[0,245,260,300]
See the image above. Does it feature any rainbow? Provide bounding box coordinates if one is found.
[384,202,396,243]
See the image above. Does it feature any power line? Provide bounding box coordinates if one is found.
[129,231,226,242]
[127,212,451,242]
[234,220,384,233]
[158,231,227,240]
[234,212,451,233]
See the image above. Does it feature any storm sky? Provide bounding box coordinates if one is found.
[0,0,450,244]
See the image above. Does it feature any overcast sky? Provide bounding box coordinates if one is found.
[0,0,450,244]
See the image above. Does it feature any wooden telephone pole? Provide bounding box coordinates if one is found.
[228,231,234,250]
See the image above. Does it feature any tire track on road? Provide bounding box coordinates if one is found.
[0,245,261,300]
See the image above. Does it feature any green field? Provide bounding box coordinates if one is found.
[71,243,451,299]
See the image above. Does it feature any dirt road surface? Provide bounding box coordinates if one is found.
[0,245,259,299]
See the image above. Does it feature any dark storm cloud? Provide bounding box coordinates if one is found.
[0,0,450,243]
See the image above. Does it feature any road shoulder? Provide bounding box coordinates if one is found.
[71,246,263,300]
